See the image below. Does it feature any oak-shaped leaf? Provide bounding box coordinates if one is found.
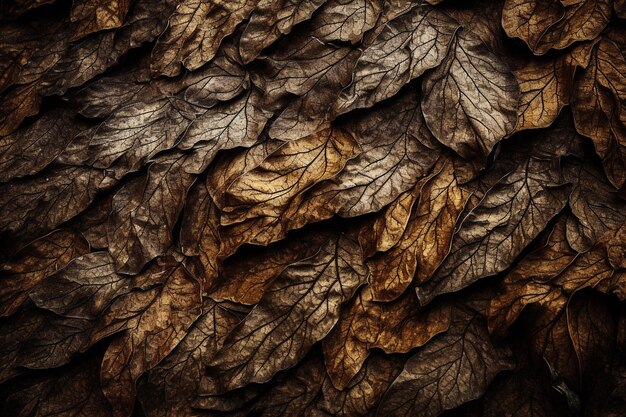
[377,308,514,417]
[203,230,368,392]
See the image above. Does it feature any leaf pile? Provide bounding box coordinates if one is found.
[1,0,626,416]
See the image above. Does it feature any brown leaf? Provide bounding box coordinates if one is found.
[151,0,259,76]
[29,252,131,320]
[219,127,360,225]
[572,37,626,189]
[71,0,132,40]
[502,0,611,55]
[416,123,574,305]
[138,299,247,417]
[259,34,361,140]
[0,229,89,317]
[92,258,202,417]
[239,0,328,63]
[483,371,567,417]
[0,108,84,182]
[293,88,441,222]
[317,353,404,417]
[178,89,272,174]
[310,0,383,44]
[204,230,367,391]
[0,166,105,249]
[366,158,470,301]
[514,41,598,132]
[59,97,199,179]
[488,217,576,337]
[323,286,451,389]
[107,152,196,274]
[377,308,514,417]
[0,307,95,382]
[421,29,519,165]
[210,227,333,305]
[2,357,113,417]
[334,4,458,114]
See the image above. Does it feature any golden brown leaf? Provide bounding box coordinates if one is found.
[367,159,470,301]
[92,258,202,417]
[502,0,611,55]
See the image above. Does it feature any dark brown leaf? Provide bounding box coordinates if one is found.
[204,230,367,391]
[377,309,514,417]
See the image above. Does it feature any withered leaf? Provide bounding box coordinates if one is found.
[318,353,403,417]
[514,52,576,131]
[0,166,104,248]
[1,357,113,417]
[239,0,328,63]
[179,179,221,292]
[59,97,199,179]
[421,29,519,165]
[567,290,614,378]
[220,127,360,225]
[483,371,567,417]
[502,0,611,55]
[151,0,258,76]
[0,108,83,182]
[334,4,458,114]
[416,124,573,305]
[204,231,367,391]
[323,286,451,389]
[0,229,89,317]
[293,88,441,222]
[70,0,132,40]
[178,89,272,174]
[367,158,470,301]
[0,306,95,382]
[310,0,383,44]
[259,33,360,140]
[29,252,130,320]
[377,309,514,417]
[138,299,247,417]
[572,37,626,189]
[92,258,202,417]
[210,226,333,305]
[107,152,196,275]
